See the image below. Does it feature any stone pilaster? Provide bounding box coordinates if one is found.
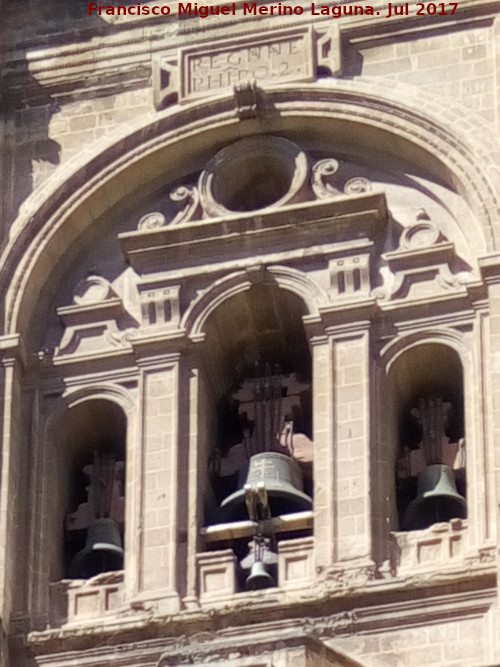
[135,353,181,612]
[311,334,335,571]
[0,335,25,653]
[329,322,372,562]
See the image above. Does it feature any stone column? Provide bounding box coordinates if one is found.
[371,353,397,566]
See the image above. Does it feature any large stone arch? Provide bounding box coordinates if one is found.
[2,79,499,342]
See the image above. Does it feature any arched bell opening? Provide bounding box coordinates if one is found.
[389,344,466,532]
[199,281,313,590]
[48,399,127,581]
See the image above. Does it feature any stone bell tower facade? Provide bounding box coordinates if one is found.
[2,1,500,665]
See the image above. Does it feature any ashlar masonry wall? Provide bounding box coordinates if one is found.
[2,2,500,667]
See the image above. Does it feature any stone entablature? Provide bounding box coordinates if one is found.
[119,194,385,277]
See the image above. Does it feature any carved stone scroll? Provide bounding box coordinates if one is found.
[169,185,201,225]
[138,212,167,230]
[311,159,341,199]
[137,187,201,230]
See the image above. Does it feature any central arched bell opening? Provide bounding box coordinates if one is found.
[200,281,313,589]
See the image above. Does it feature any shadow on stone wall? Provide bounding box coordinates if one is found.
[1,0,152,241]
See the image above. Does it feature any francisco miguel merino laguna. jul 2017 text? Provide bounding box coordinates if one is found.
[87,2,460,18]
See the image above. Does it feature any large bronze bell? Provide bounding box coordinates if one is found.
[69,517,124,579]
[220,452,312,522]
[403,464,466,531]
[245,560,276,590]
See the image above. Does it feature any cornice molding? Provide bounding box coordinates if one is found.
[25,574,496,658]
[2,1,499,103]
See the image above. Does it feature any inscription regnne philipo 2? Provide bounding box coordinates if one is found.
[182,32,314,98]
[88,2,460,19]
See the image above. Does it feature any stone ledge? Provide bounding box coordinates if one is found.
[27,561,496,654]
[119,194,388,275]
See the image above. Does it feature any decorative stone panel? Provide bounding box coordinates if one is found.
[55,275,133,358]
[390,519,468,574]
[49,573,124,627]
[197,549,237,601]
[137,280,181,330]
[278,537,314,588]
[328,251,372,299]
[153,26,342,108]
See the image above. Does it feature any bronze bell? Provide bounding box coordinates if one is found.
[69,517,124,579]
[403,464,466,531]
[245,560,276,591]
[220,452,312,522]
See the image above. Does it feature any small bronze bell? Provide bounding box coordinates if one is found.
[220,452,312,522]
[403,464,466,531]
[69,517,124,579]
[245,560,276,590]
